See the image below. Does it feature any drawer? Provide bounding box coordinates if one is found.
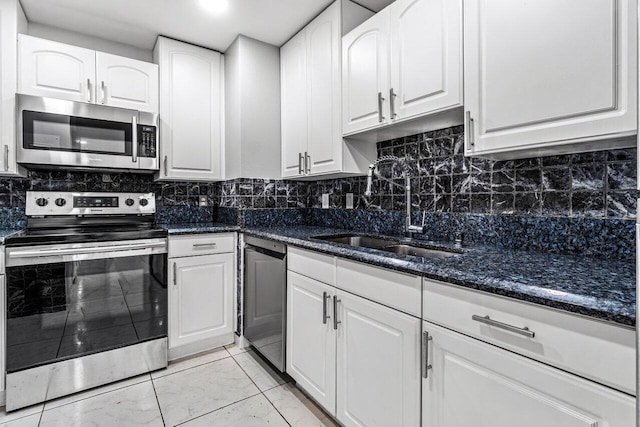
[169,233,236,258]
[423,279,635,395]
[288,247,336,285]
[337,259,421,317]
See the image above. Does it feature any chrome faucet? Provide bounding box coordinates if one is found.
[364,155,426,237]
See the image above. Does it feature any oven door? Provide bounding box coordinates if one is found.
[16,93,157,171]
[5,239,167,374]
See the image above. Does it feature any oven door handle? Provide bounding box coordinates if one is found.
[9,241,166,259]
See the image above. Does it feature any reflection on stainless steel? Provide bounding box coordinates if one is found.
[244,236,287,372]
[380,244,460,259]
[312,234,397,249]
[6,338,167,411]
[312,234,462,259]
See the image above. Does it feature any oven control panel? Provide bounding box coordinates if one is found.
[26,192,156,216]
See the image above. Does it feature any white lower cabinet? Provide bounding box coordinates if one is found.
[286,264,421,427]
[422,321,635,427]
[168,234,235,360]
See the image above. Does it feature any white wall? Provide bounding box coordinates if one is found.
[27,22,153,62]
[225,35,281,179]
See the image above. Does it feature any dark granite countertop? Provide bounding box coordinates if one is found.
[160,223,241,235]
[243,226,636,328]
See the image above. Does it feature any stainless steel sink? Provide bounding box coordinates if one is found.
[312,234,397,249]
[312,234,462,259]
[381,244,460,258]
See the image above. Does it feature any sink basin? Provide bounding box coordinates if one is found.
[312,234,397,249]
[312,234,462,259]
[381,244,460,259]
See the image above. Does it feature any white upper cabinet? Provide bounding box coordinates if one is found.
[281,0,376,179]
[18,35,158,113]
[343,0,462,136]
[342,10,389,135]
[95,52,158,113]
[19,35,95,104]
[464,0,637,158]
[154,36,224,181]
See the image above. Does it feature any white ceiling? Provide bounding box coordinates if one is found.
[20,0,394,53]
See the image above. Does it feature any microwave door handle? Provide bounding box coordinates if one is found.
[132,115,138,163]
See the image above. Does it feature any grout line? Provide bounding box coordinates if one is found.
[261,390,292,427]
[37,405,44,426]
[172,392,262,427]
[151,353,232,380]
[149,379,167,427]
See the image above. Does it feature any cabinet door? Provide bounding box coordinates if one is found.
[96,52,158,113]
[422,321,635,427]
[389,0,462,120]
[280,30,307,178]
[18,35,95,103]
[336,290,420,427]
[464,0,637,156]
[156,37,223,181]
[306,1,342,176]
[342,10,390,135]
[286,271,336,414]
[169,254,234,350]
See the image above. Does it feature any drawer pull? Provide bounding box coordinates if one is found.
[193,243,217,248]
[472,315,535,339]
[422,331,433,379]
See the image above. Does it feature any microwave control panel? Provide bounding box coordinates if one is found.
[138,125,157,158]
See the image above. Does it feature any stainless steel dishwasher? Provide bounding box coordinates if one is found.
[243,236,287,372]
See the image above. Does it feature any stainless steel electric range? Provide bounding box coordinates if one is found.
[3,191,168,411]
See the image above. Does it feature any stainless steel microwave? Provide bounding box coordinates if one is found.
[17,94,159,172]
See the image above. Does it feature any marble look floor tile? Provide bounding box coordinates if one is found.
[264,383,338,427]
[180,394,288,427]
[39,381,162,427]
[0,405,42,426]
[232,350,288,392]
[43,373,151,410]
[153,357,260,426]
[151,347,231,379]
[224,343,249,356]
[0,413,41,427]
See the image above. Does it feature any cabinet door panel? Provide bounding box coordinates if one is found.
[307,2,342,175]
[336,291,420,427]
[96,52,158,113]
[280,31,307,178]
[390,0,462,120]
[19,35,95,103]
[169,254,233,349]
[422,322,635,427]
[156,37,223,180]
[464,0,636,156]
[342,11,389,135]
[286,272,336,414]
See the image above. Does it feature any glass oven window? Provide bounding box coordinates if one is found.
[23,110,133,156]
[6,254,167,373]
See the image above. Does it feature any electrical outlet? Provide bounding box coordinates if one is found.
[322,193,329,209]
[346,193,354,209]
[199,196,208,207]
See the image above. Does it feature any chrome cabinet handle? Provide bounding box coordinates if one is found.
[305,152,311,173]
[422,331,433,378]
[101,81,106,104]
[132,116,138,163]
[322,291,330,324]
[377,92,385,123]
[10,241,166,258]
[333,296,341,330]
[389,88,397,119]
[466,111,475,146]
[173,262,177,286]
[164,156,168,176]
[472,315,535,338]
[298,152,304,174]
[192,243,217,248]
[87,79,92,103]
[4,145,8,172]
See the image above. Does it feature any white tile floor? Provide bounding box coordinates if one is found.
[0,344,338,427]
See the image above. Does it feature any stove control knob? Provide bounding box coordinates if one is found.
[139,198,149,207]
[55,198,66,207]
[35,197,48,207]
[125,198,135,207]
